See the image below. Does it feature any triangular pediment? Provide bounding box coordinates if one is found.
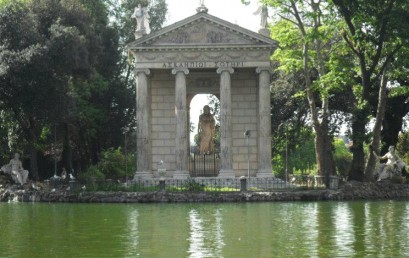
[128,12,277,50]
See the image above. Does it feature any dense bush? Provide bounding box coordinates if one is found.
[79,148,135,181]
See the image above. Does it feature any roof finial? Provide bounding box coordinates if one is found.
[196,0,208,13]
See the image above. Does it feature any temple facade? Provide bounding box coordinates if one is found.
[127,7,277,179]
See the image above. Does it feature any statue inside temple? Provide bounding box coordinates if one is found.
[198,105,215,154]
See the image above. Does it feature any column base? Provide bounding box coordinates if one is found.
[218,169,235,178]
[173,170,190,179]
[133,171,153,180]
[256,169,274,178]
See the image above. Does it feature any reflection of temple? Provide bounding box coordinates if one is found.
[127,6,277,179]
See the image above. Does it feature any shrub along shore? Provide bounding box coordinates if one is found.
[1,180,409,203]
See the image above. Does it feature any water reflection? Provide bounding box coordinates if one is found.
[187,208,224,257]
[2,201,409,257]
[333,203,354,255]
[124,209,139,256]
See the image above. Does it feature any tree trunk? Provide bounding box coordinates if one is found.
[62,122,73,176]
[364,65,388,181]
[314,123,337,177]
[381,96,409,154]
[348,112,367,181]
[29,142,39,181]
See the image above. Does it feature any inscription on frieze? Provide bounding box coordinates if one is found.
[162,61,244,69]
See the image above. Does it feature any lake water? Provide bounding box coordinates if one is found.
[1,201,408,257]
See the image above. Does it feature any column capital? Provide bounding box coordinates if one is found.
[217,67,234,75]
[256,67,271,74]
[134,68,151,76]
[171,68,189,75]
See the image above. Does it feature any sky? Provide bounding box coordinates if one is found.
[164,0,260,32]
[164,0,261,143]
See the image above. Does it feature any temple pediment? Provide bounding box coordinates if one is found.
[127,12,277,69]
[128,12,277,50]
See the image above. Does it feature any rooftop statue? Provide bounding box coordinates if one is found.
[132,4,151,36]
[254,5,269,29]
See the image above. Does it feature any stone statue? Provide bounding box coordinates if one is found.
[132,4,151,35]
[61,167,67,179]
[1,153,29,185]
[254,5,269,29]
[196,0,208,13]
[374,146,407,181]
[198,105,215,154]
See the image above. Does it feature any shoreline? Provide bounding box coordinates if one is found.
[1,181,409,203]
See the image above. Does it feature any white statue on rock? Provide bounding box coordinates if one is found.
[374,146,407,181]
[132,4,150,37]
[1,153,29,185]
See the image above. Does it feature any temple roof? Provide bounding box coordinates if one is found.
[127,11,277,51]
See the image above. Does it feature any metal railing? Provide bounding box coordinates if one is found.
[189,153,220,177]
[47,175,341,193]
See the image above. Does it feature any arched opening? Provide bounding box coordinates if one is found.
[188,94,220,177]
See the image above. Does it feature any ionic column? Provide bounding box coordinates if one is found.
[172,68,190,179]
[134,69,152,179]
[256,67,273,177]
[217,67,235,178]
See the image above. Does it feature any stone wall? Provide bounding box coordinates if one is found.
[3,181,409,203]
[231,71,258,176]
[150,70,177,172]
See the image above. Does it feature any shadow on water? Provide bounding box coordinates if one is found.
[1,201,409,257]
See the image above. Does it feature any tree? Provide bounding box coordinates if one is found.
[263,0,338,180]
[332,0,409,180]
[0,0,98,179]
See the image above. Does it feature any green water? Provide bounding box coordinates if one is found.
[0,201,408,257]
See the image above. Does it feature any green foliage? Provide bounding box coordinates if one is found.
[80,148,135,181]
[80,164,105,181]
[272,128,317,177]
[333,137,352,179]
[397,131,409,165]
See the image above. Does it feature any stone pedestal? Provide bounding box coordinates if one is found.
[134,29,147,39]
[258,28,270,37]
[172,68,190,179]
[256,67,273,178]
[134,69,152,179]
[217,67,235,178]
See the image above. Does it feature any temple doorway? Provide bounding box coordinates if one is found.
[189,94,220,177]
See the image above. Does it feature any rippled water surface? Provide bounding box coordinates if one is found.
[1,201,409,257]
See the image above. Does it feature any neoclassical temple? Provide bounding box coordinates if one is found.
[127,4,277,179]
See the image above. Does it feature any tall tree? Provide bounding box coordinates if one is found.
[263,0,338,179]
[0,0,98,179]
[332,0,409,180]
